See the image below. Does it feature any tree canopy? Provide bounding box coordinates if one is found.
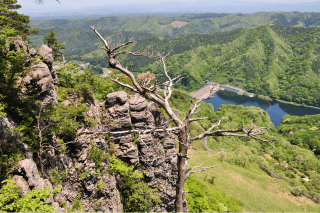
[0,0,39,41]
[43,30,65,61]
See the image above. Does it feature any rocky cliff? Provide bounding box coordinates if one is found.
[0,39,187,212]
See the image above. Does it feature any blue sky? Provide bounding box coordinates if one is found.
[17,0,320,14]
[18,0,319,9]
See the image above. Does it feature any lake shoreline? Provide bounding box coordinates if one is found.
[192,83,320,111]
[204,90,320,128]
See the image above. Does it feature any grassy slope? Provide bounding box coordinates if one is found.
[187,148,320,212]
[168,90,320,211]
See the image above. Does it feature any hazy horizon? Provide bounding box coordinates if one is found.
[16,0,320,18]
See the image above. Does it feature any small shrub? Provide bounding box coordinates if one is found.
[88,143,109,167]
[290,185,306,196]
[70,192,83,211]
[79,171,89,180]
[107,156,160,212]
[49,168,68,185]
[132,132,140,145]
[208,175,217,184]
[84,117,96,128]
[95,199,103,207]
[95,182,105,193]
[104,134,111,141]
[0,180,61,212]
[137,163,145,170]
[109,142,115,155]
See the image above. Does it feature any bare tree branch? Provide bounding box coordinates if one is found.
[109,77,139,93]
[77,127,182,137]
[90,26,110,50]
[189,117,210,122]
[188,117,275,147]
[185,163,217,178]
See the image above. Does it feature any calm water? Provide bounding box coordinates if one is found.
[205,90,320,128]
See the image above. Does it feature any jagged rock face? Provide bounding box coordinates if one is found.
[4,38,58,107]
[104,93,181,212]
[0,39,58,160]
[2,39,185,211]
[18,91,182,212]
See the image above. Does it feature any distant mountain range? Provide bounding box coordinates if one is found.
[21,0,320,20]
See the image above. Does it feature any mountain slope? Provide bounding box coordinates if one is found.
[169,91,320,211]
[111,25,320,107]
[29,12,320,38]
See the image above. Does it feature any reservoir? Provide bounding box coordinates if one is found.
[204,90,320,128]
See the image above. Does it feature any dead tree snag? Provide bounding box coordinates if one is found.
[90,26,276,212]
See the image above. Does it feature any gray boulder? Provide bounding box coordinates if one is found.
[38,45,54,65]
[105,91,128,108]
[21,60,58,106]
[129,94,148,111]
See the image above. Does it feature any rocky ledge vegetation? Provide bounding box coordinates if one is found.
[0,38,187,212]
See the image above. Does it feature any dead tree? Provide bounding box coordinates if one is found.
[90,26,276,212]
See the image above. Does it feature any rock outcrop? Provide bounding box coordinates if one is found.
[1,38,187,212]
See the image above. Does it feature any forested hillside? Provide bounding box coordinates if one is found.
[28,12,320,56]
[28,12,320,107]
[29,12,320,37]
[28,27,155,56]
[82,25,320,107]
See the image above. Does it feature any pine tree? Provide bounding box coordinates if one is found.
[43,30,58,47]
[43,30,66,61]
[0,0,39,41]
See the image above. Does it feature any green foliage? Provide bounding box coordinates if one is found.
[132,132,140,145]
[0,26,43,152]
[290,185,306,196]
[0,98,6,118]
[94,199,103,207]
[79,171,89,180]
[95,182,105,193]
[70,192,83,211]
[107,156,160,212]
[49,168,68,185]
[47,102,88,142]
[218,149,254,168]
[109,142,115,155]
[277,114,320,154]
[185,176,244,212]
[0,180,61,212]
[107,156,142,179]
[43,30,58,46]
[84,117,96,128]
[56,62,114,101]
[56,87,67,102]
[88,143,110,167]
[0,0,39,41]
[0,139,24,187]
[42,30,66,61]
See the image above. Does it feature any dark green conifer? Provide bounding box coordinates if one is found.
[0,0,39,41]
[43,30,66,61]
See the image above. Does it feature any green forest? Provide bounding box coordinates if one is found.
[82,24,320,107]
[29,11,320,37]
[28,13,320,107]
